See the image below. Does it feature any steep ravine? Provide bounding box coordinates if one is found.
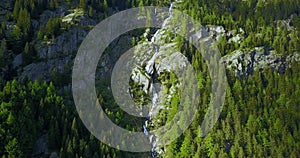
[129,2,300,158]
[4,3,298,157]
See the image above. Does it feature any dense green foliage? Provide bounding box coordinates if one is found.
[0,0,299,157]
[0,79,150,157]
[0,80,64,157]
[162,60,300,157]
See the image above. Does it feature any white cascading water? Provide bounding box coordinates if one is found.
[142,2,175,157]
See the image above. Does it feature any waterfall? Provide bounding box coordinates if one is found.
[142,2,176,157]
[144,44,160,157]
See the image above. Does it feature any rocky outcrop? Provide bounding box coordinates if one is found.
[18,8,98,81]
[12,53,23,69]
[91,34,136,88]
[32,133,59,158]
[32,134,49,157]
[222,47,300,77]
[20,57,71,81]
[34,27,88,60]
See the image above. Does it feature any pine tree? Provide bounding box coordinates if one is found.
[49,0,57,10]
[71,117,78,138]
[66,0,71,6]
[49,118,60,149]
[5,138,23,157]
[17,8,31,36]
[88,6,93,17]
[180,130,193,157]
[80,0,87,11]
[9,26,24,53]
[7,112,14,125]
[66,139,73,157]
[103,0,108,17]
[238,146,245,158]
[0,39,7,66]
[13,0,21,20]
[24,42,29,54]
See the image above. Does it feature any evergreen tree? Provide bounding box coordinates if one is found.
[103,0,108,17]
[80,0,87,11]
[17,8,31,37]
[49,0,58,10]
[180,130,193,157]
[0,39,7,66]
[88,6,93,17]
[66,0,71,6]
[13,0,21,20]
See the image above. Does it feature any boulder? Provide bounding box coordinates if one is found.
[12,53,23,69]
[222,47,300,77]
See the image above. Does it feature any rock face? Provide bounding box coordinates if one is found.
[32,134,59,158]
[222,47,300,77]
[131,67,151,93]
[49,152,59,158]
[35,27,88,60]
[95,35,134,81]
[129,1,195,156]
[13,4,135,84]
[32,134,49,157]
[18,9,95,80]
[20,57,71,81]
[17,7,106,81]
[12,53,23,69]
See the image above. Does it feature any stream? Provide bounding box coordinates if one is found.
[142,2,175,157]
